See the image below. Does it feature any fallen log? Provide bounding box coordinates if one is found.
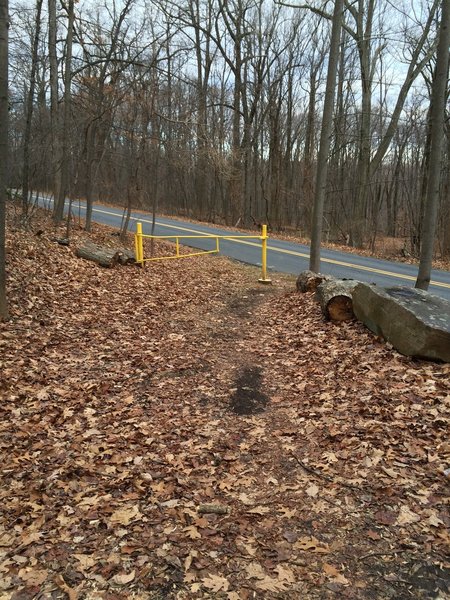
[116,248,136,265]
[76,244,119,268]
[315,278,360,321]
[296,270,330,293]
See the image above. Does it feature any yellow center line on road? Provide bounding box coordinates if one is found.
[91,206,450,290]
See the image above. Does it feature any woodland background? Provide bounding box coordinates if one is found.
[5,0,450,256]
[0,2,450,595]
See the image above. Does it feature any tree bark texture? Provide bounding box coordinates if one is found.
[53,0,74,224]
[75,243,135,268]
[21,0,43,218]
[309,0,344,273]
[416,0,450,290]
[0,0,8,319]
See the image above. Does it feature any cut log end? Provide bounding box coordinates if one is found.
[316,278,360,322]
[327,295,354,321]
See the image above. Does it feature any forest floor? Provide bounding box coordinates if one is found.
[1,203,449,600]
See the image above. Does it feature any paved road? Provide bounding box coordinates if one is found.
[40,196,450,300]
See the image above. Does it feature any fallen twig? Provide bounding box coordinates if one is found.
[290,452,360,491]
[358,548,411,561]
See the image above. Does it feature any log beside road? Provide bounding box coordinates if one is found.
[296,270,331,293]
[75,243,135,268]
[316,278,360,322]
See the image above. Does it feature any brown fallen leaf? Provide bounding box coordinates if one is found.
[245,562,266,579]
[111,570,136,585]
[255,576,289,592]
[275,564,296,583]
[73,553,96,570]
[18,568,48,586]
[54,574,80,600]
[306,483,319,497]
[20,531,42,546]
[247,506,270,515]
[184,525,202,539]
[109,505,142,526]
[323,563,349,585]
[396,506,420,526]
[202,574,229,592]
[366,530,382,540]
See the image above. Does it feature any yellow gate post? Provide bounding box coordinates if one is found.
[258,224,272,284]
[135,222,144,266]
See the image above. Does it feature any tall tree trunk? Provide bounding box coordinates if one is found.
[48,0,60,204]
[442,130,450,258]
[416,0,450,290]
[53,0,74,225]
[0,0,8,319]
[21,0,43,218]
[349,0,375,248]
[303,67,318,229]
[84,121,96,232]
[309,0,344,273]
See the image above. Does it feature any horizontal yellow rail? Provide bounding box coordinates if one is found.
[134,222,271,283]
[139,234,262,240]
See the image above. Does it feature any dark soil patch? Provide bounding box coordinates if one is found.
[230,366,269,415]
[358,557,450,600]
[402,561,450,598]
[227,287,272,318]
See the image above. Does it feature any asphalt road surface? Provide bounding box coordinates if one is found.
[39,196,450,300]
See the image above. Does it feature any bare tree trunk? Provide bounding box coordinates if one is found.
[48,0,60,203]
[53,0,74,225]
[442,130,450,258]
[0,0,8,319]
[21,0,43,219]
[309,0,343,273]
[83,122,96,232]
[416,0,450,290]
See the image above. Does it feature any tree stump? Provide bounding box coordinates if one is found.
[315,278,360,321]
[296,270,330,293]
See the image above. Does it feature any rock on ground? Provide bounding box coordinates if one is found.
[352,283,450,362]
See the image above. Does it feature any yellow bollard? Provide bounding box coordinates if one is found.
[176,237,180,257]
[134,228,140,264]
[136,222,144,267]
[258,224,272,284]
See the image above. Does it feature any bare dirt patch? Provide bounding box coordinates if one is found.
[230,366,269,415]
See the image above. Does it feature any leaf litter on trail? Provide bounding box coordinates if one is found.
[1,205,449,599]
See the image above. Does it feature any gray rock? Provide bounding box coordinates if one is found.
[352,284,450,362]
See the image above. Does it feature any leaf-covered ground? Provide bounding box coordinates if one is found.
[1,207,449,600]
